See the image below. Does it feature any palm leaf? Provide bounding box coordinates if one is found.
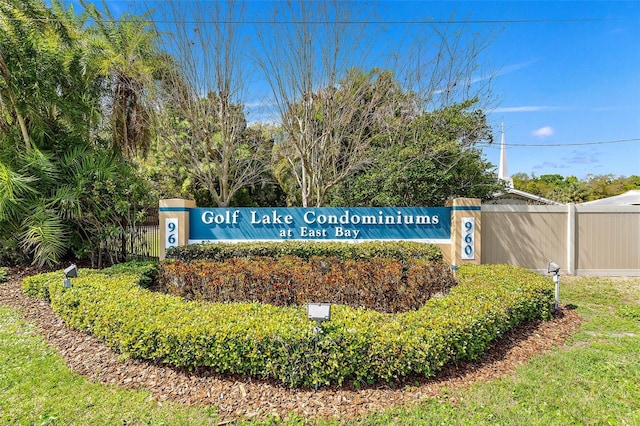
[0,162,36,222]
[20,206,69,268]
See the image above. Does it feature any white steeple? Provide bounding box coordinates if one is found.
[498,123,514,188]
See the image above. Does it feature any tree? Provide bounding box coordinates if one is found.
[0,0,97,266]
[151,101,273,207]
[584,174,640,201]
[82,0,167,158]
[256,1,498,206]
[151,0,270,207]
[328,100,504,207]
[271,68,414,206]
[512,173,566,200]
[513,173,640,203]
[56,146,154,267]
[394,17,499,113]
[256,1,382,207]
[0,0,98,152]
[548,176,589,203]
[0,0,154,267]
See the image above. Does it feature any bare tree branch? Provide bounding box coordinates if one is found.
[255,1,385,206]
[152,0,268,207]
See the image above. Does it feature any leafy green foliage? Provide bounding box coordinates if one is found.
[7,276,640,424]
[22,272,60,301]
[82,2,167,159]
[26,263,554,388]
[61,148,154,267]
[0,0,96,266]
[371,276,640,425]
[328,99,505,207]
[149,96,274,207]
[166,240,444,263]
[0,1,157,267]
[273,68,413,207]
[512,173,640,203]
[0,267,8,283]
[0,143,153,267]
[103,260,159,288]
[21,262,157,300]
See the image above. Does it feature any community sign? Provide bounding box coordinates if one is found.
[189,207,451,243]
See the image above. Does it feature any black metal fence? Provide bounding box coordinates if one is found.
[127,206,159,260]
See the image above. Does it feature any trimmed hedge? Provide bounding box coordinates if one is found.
[166,240,444,263]
[22,262,554,388]
[158,256,455,313]
[21,261,158,301]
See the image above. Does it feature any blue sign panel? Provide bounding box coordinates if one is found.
[189,207,451,243]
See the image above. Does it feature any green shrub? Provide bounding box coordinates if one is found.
[0,237,28,266]
[0,266,8,283]
[21,261,157,301]
[27,262,554,388]
[166,240,444,263]
[22,271,61,300]
[157,256,455,313]
[104,261,158,288]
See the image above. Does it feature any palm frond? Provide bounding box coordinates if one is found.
[20,206,69,268]
[0,162,36,222]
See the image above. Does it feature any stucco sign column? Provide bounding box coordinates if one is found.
[447,198,482,270]
[159,198,196,260]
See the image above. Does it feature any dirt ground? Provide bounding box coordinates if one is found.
[0,266,583,423]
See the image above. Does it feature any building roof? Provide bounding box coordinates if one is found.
[506,188,561,205]
[487,187,562,205]
[580,190,640,206]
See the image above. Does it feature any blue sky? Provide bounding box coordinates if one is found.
[103,1,640,179]
[453,0,640,180]
[354,1,640,179]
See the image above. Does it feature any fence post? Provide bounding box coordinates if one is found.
[567,203,576,275]
[447,198,482,270]
[159,199,196,260]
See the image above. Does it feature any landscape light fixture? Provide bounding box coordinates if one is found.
[307,302,332,391]
[63,264,78,288]
[307,303,331,331]
[547,261,560,310]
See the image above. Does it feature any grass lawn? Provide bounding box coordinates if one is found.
[0,305,218,425]
[356,277,640,426]
[1,276,639,425]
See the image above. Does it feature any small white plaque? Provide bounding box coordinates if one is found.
[308,303,331,321]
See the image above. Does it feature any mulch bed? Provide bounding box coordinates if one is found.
[0,266,583,423]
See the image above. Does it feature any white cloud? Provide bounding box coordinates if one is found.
[563,150,602,166]
[245,100,277,109]
[493,106,553,113]
[532,126,554,138]
[434,60,538,95]
[495,59,539,77]
[532,161,561,170]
